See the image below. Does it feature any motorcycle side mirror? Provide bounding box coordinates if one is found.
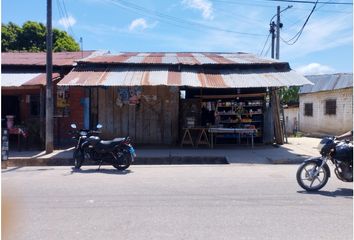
[96,124,102,129]
[71,124,77,129]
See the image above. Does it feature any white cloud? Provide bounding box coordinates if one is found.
[182,0,214,20]
[296,63,335,75]
[58,16,76,29]
[129,18,157,32]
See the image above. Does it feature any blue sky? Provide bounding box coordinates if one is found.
[2,0,353,75]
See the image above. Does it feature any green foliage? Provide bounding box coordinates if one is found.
[2,21,80,52]
[2,22,22,51]
[280,86,300,104]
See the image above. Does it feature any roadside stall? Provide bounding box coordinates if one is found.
[57,52,311,147]
[180,87,267,148]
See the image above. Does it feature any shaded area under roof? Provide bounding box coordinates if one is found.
[299,73,353,94]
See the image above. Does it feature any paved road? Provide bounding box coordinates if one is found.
[2,164,353,240]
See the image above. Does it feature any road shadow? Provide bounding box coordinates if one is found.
[298,188,353,199]
[1,166,23,173]
[70,167,133,175]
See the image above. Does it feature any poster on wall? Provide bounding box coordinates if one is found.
[56,86,70,116]
[117,87,142,106]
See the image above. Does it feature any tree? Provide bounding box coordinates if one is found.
[2,22,22,51]
[1,21,80,52]
[280,86,300,105]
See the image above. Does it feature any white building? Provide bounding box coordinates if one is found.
[298,73,353,136]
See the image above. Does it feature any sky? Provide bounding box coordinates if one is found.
[2,0,353,75]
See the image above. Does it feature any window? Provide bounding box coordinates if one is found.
[325,99,336,115]
[30,95,40,116]
[304,103,313,116]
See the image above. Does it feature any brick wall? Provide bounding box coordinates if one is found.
[55,87,85,146]
[299,88,353,135]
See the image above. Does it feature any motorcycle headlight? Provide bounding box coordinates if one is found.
[80,131,88,136]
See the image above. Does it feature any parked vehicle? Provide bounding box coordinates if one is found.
[70,123,136,171]
[296,137,353,191]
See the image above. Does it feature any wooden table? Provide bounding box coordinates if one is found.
[181,127,210,147]
[208,127,257,148]
[8,127,28,151]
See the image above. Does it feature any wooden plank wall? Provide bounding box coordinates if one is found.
[93,86,179,145]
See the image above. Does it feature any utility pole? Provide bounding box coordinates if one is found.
[80,37,83,58]
[270,5,291,60]
[46,0,53,153]
[269,5,292,145]
[270,21,276,59]
[276,6,281,60]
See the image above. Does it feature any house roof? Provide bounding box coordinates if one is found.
[299,73,353,94]
[78,52,285,66]
[1,51,96,67]
[1,73,60,87]
[57,52,312,88]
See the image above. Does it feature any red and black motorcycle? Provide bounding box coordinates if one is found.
[70,123,136,171]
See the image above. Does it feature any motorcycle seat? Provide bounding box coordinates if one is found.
[100,138,124,146]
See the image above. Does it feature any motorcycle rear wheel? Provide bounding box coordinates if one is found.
[296,160,330,191]
[113,152,132,171]
[73,149,84,169]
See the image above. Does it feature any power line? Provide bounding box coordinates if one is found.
[213,0,351,13]
[281,0,319,45]
[264,41,272,56]
[259,33,271,56]
[105,0,266,37]
[56,0,76,39]
[282,0,334,30]
[266,0,352,5]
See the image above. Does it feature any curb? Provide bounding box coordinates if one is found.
[4,156,229,168]
[268,157,306,165]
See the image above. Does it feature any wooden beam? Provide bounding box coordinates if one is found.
[195,93,266,99]
[271,88,284,145]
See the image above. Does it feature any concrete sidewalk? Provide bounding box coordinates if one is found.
[2,137,321,167]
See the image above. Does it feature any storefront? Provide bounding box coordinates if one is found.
[1,51,95,149]
[57,52,311,147]
[180,87,268,147]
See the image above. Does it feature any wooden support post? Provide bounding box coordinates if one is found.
[271,88,284,145]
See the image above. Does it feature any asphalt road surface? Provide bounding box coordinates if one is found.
[2,164,353,240]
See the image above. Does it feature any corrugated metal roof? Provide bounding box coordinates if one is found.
[299,73,353,94]
[58,66,311,88]
[1,51,96,66]
[80,52,284,66]
[2,73,41,87]
[1,73,60,87]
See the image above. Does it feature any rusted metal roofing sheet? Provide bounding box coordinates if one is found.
[58,66,311,88]
[80,52,283,66]
[2,51,95,66]
[2,73,41,87]
[1,73,60,87]
[299,73,353,94]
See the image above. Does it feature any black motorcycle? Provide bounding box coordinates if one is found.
[296,137,353,191]
[70,123,136,171]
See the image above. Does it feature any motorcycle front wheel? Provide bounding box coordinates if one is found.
[113,152,132,171]
[296,160,330,191]
[73,149,84,169]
